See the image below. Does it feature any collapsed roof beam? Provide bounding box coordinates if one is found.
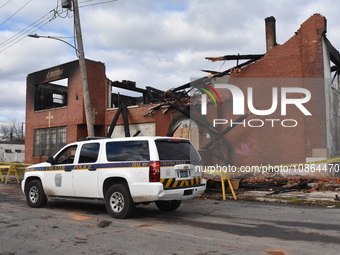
[205,54,264,62]
[201,70,220,74]
[172,58,260,92]
[110,80,147,93]
[331,66,338,72]
[107,103,130,137]
[146,86,164,94]
[324,37,340,68]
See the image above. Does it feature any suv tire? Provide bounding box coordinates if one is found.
[155,200,181,211]
[105,184,135,219]
[26,180,47,208]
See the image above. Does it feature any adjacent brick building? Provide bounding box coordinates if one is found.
[198,14,340,169]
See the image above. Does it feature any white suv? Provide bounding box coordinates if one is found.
[22,136,206,218]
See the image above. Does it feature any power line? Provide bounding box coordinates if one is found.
[0,10,57,53]
[0,0,32,27]
[0,0,71,53]
[0,0,117,53]
[0,0,12,9]
[79,0,117,8]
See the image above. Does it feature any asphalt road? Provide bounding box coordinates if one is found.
[0,183,339,255]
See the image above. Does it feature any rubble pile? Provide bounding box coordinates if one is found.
[239,177,340,194]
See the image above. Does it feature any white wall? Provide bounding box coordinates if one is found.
[0,143,25,162]
[109,123,156,138]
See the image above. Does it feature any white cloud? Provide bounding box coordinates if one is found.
[0,0,339,122]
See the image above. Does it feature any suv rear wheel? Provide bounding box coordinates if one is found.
[155,200,181,211]
[26,180,47,208]
[105,184,135,219]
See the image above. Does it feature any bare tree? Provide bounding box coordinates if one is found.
[0,120,25,143]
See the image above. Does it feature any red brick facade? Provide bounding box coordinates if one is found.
[25,60,179,164]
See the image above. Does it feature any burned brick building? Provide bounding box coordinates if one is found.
[195,14,340,176]
[25,14,340,177]
[25,59,183,164]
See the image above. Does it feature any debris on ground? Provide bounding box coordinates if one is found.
[98,220,112,228]
[205,177,340,193]
[239,177,340,194]
[201,177,340,207]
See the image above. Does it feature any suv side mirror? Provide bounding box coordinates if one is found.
[46,156,55,165]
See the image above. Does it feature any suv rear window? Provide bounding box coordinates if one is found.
[155,139,201,161]
[106,141,150,162]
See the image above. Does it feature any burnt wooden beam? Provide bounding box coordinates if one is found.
[107,104,123,137]
[202,112,252,150]
[324,37,340,67]
[214,58,259,77]
[121,103,130,137]
[206,54,264,62]
[173,58,260,92]
[146,86,165,94]
[107,103,130,137]
[331,65,338,72]
[201,70,220,74]
[110,80,147,94]
[146,87,155,101]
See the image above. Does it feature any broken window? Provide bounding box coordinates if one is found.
[109,90,144,108]
[34,78,68,111]
[34,126,67,157]
[108,80,145,108]
[53,93,64,104]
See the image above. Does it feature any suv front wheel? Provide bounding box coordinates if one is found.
[26,180,47,208]
[105,184,135,219]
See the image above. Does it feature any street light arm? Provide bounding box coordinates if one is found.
[28,0,94,137]
[28,34,79,55]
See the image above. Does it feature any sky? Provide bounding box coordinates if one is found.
[0,0,339,123]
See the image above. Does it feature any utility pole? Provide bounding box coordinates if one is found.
[70,0,95,136]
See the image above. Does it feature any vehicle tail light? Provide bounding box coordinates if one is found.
[149,161,160,182]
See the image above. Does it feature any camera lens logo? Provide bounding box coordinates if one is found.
[194,83,222,115]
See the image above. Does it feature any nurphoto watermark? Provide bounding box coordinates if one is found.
[189,78,338,177]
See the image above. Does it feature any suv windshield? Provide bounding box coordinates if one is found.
[155,139,201,161]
